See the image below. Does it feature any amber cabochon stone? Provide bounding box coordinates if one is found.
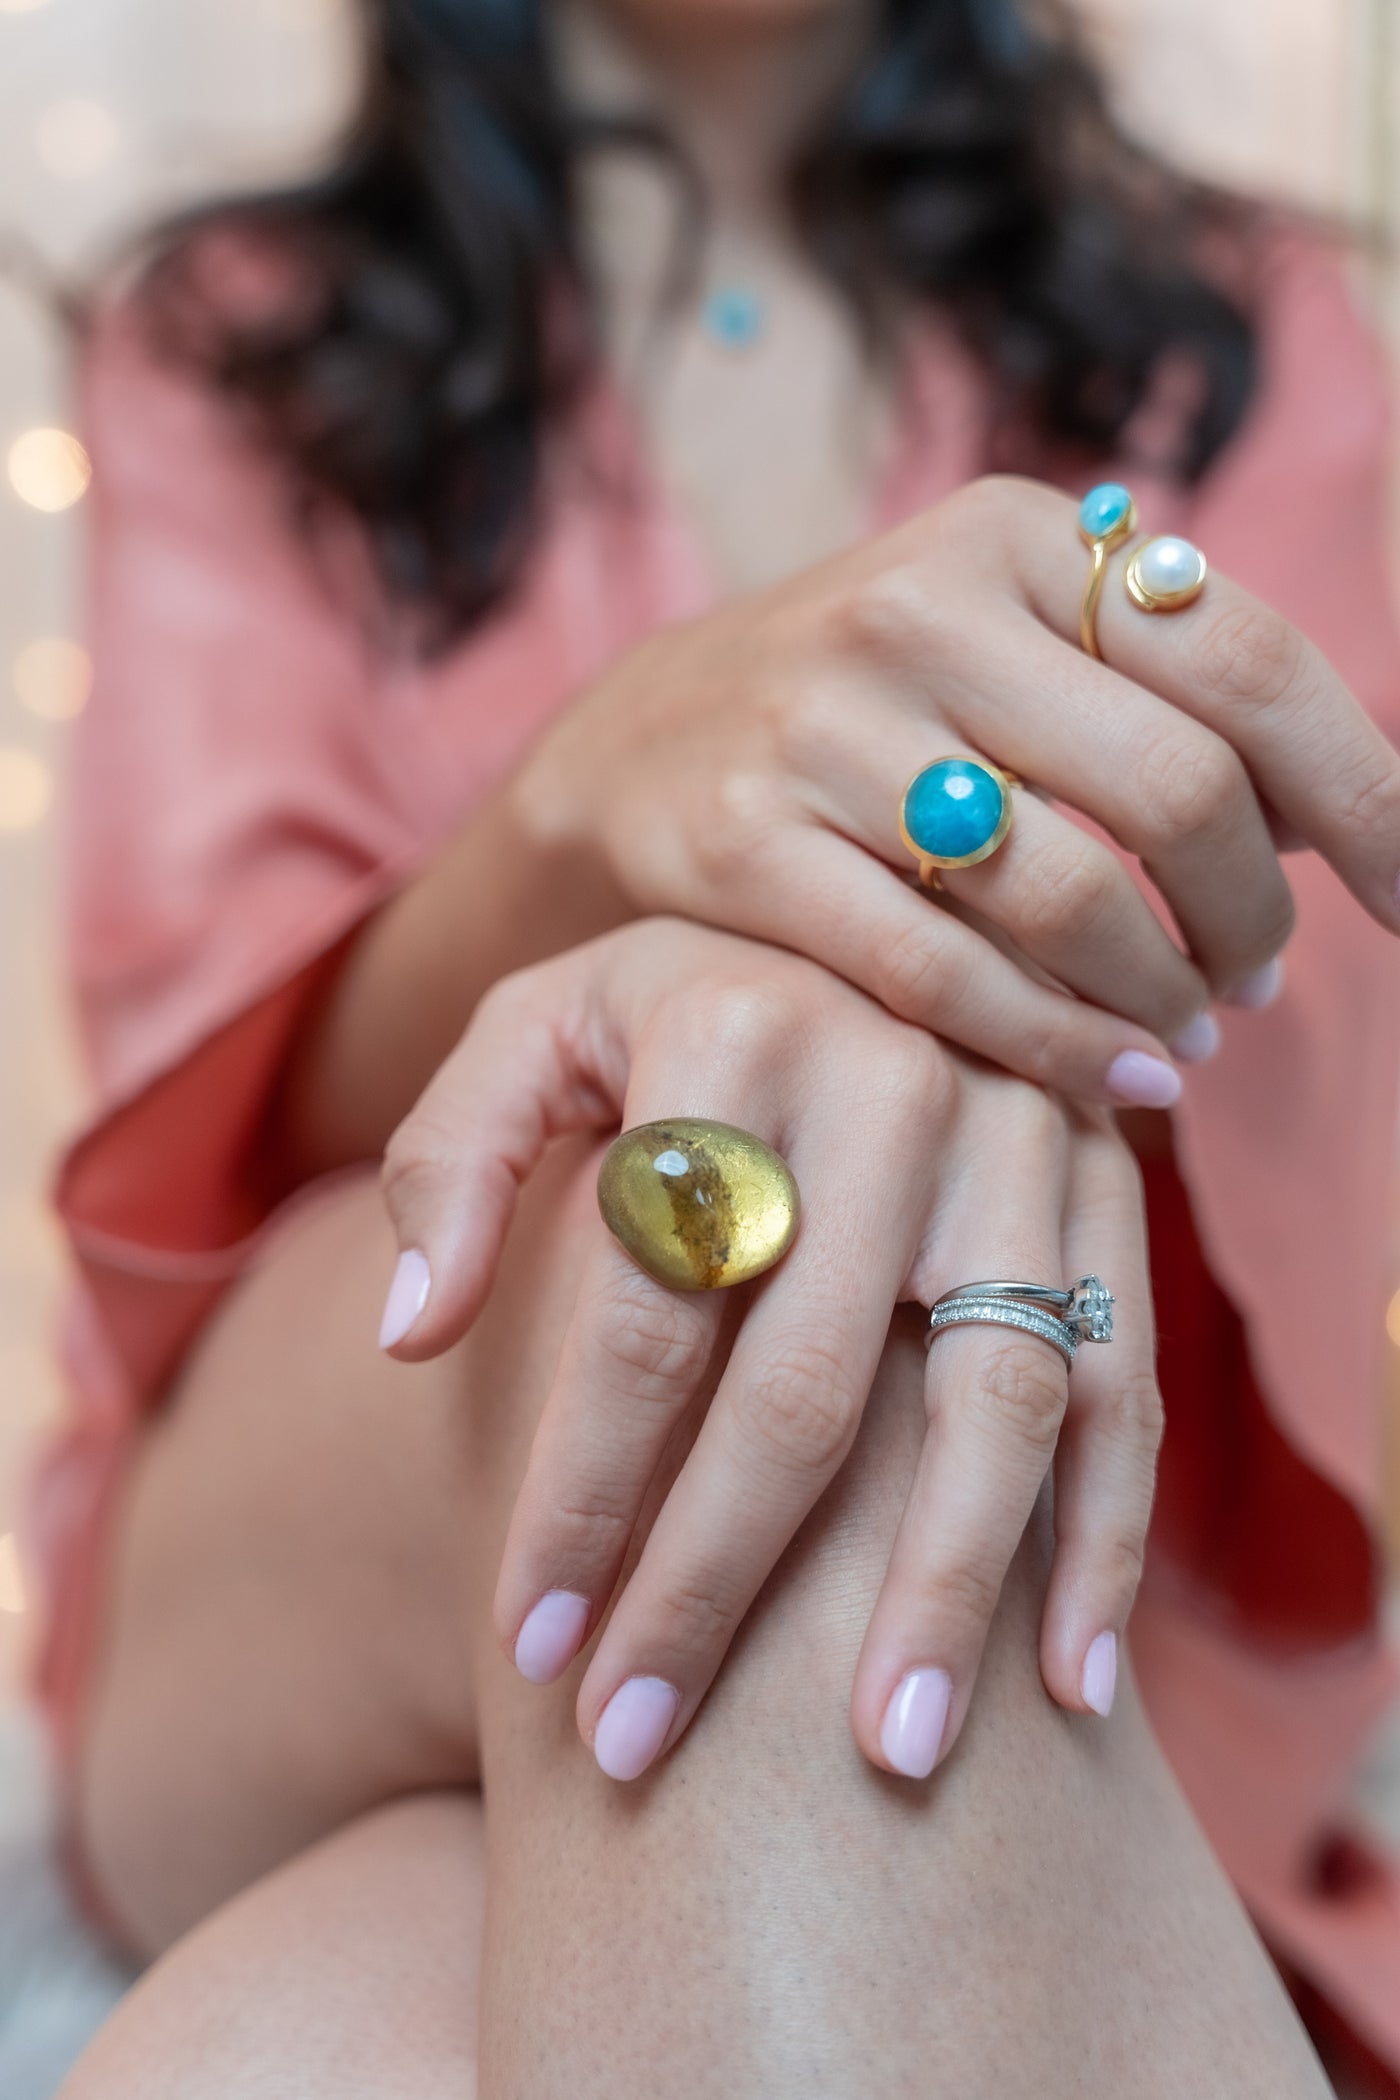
[597,1119,800,1291]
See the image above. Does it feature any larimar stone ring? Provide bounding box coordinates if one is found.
[1078,481,1138,660]
[597,1119,800,1291]
[927,1274,1115,1368]
[900,755,1017,889]
[1125,535,1208,616]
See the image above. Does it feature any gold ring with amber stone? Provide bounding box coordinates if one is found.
[597,1119,800,1291]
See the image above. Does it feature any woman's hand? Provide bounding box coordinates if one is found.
[380,920,1161,1781]
[514,476,1400,1104]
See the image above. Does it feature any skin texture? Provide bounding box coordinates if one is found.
[52,4,1384,2089]
[377,923,1160,1781]
[64,1151,1333,2098]
[265,12,1400,1178]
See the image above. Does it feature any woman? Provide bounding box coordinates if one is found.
[35,0,1400,2091]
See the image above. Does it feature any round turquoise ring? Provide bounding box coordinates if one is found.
[1078,481,1138,660]
[900,756,1016,889]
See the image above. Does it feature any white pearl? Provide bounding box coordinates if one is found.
[1135,535,1207,605]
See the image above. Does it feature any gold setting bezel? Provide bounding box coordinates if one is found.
[899,756,1016,890]
[1124,538,1209,615]
[1078,491,1139,660]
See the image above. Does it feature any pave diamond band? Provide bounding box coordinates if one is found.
[927,1297,1078,1367]
[934,1274,1115,1344]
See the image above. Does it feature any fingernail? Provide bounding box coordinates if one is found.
[514,1591,590,1685]
[1168,1012,1220,1064]
[1105,1050,1183,1110]
[594,1676,680,1781]
[879,1667,952,1780]
[1082,1630,1118,1717]
[378,1248,431,1350]
[1226,957,1284,1010]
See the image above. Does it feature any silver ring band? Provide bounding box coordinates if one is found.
[932,1274,1115,1344]
[927,1297,1078,1367]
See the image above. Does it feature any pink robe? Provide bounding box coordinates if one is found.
[31,233,1400,2068]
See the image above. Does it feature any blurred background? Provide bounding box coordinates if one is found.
[0,0,1398,2088]
[0,0,1398,1734]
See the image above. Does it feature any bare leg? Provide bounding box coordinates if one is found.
[60,1794,483,2100]
[72,1147,1333,2097]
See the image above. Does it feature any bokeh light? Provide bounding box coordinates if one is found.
[0,1534,26,1618]
[13,637,92,720]
[1387,1286,1400,1351]
[35,96,122,179]
[7,427,91,512]
[0,749,53,830]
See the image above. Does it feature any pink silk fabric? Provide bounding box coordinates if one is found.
[32,234,1400,2066]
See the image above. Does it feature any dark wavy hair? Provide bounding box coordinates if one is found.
[143,0,1258,646]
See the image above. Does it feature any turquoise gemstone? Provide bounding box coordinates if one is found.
[703,287,765,349]
[903,759,1006,863]
[1079,482,1134,539]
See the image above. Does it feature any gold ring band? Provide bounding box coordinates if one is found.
[1077,483,1138,660]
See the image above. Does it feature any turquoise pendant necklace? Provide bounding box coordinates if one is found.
[701,285,767,350]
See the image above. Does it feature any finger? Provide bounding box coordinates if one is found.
[495,1234,726,1685]
[747,824,1187,1110]
[1004,477,1400,939]
[779,673,1211,1040]
[574,1044,943,1778]
[905,593,1295,1001]
[917,785,1208,1043]
[849,1089,1069,1778]
[379,956,614,1360]
[491,1009,797,1687]
[1039,1116,1161,1717]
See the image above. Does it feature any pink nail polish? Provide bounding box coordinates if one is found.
[1226,958,1284,1010]
[879,1668,952,1780]
[379,1248,431,1350]
[514,1592,590,1685]
[1105,1050,1183,1110]
[1082,1631,1118,1717]
[593,1676,679,1781]
[1168,1012,1220,1064]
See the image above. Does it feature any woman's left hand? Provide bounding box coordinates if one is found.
[379,919,1160,1781]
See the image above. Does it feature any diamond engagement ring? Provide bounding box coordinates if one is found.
[927,1274,1115,1367]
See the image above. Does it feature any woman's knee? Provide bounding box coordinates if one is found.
[59,1793,484,2100]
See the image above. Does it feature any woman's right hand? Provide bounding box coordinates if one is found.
[515,475,1400,1104]
[380,918,1160,1784]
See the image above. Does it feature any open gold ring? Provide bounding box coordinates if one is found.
[1077,482,1138,660]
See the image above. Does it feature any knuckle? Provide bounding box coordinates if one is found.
[689,980,791,1069]
[916,1555,1004,1632]
[1193,601,1309,712]
[1140,733,1248,849]
[649,1569,740,1657]
[591,1273,712,1402]
[875,912,974,1028]
[1102,1370,1166,1457]
[381,1121,451,1215]
[1335,752,1400,840]
[972,1341,1067,1448]
[1017,842,1121,948]
[1098,1530,1148,1606]
[737,1340,861,1477]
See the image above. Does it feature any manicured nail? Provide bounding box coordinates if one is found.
[1226,957,1284,1010]
[378,1248,431,1350]
[879,1667,952,1780]
[1106,1051,1183,1110]
[514,1591,590,1685]
[594,1676,680,1781]
[1169,1012,1220,1064]
[1082,1631,1118,1717]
